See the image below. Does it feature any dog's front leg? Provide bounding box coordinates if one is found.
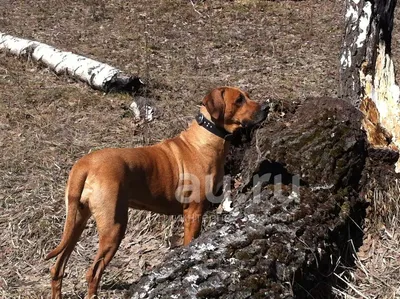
[183,203,204,246]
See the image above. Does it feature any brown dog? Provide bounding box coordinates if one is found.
[45,86,266,298]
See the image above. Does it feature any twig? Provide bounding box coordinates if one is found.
[334,273,370,299]
[255,129,263,164]
[190,0,205,17]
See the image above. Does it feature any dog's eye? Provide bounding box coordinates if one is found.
[235,95,245,106]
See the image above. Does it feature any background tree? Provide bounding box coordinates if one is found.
[340,0,400,169]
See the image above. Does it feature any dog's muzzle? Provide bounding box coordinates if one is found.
[241,108,268,128]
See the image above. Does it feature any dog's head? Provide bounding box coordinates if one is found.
[202,87,267,133]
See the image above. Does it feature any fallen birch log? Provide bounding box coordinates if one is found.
[0,32,143,93]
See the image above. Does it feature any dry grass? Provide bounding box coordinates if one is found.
[335,233,400,299]
[333,178,400,299]
[1,0,399,298]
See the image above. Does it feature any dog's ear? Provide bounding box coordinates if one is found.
[202,88,226,121]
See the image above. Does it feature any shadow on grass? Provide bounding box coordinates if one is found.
[101,281,132,291]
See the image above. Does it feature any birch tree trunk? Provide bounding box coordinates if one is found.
[0,33,143,93]
[340,0,400,170]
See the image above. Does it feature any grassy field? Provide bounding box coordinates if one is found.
[0,0,399,298]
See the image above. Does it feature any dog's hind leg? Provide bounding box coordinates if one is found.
[85,188,128,299]
[50,204,90,299]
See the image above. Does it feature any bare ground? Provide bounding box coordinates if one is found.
[0,0,399,298]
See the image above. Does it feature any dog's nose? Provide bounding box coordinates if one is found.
[252,109,268,124]
[260,101,270,112]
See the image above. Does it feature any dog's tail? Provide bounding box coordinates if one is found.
[45,165,88,260]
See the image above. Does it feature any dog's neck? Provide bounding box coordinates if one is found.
[180,107,231,158]
[195,109,233,141]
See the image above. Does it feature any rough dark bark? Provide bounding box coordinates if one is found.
[128,98,368,298]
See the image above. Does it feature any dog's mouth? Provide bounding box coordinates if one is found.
[240,109,268,128]
[240,120,254,128]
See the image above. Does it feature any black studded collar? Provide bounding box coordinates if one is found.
[195,113,233,141]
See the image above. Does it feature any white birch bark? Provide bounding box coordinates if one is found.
[0,32,142,93]
[0,32,154,121]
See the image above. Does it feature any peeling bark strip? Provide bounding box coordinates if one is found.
[340,1,400,171]
[0,32,143,93]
